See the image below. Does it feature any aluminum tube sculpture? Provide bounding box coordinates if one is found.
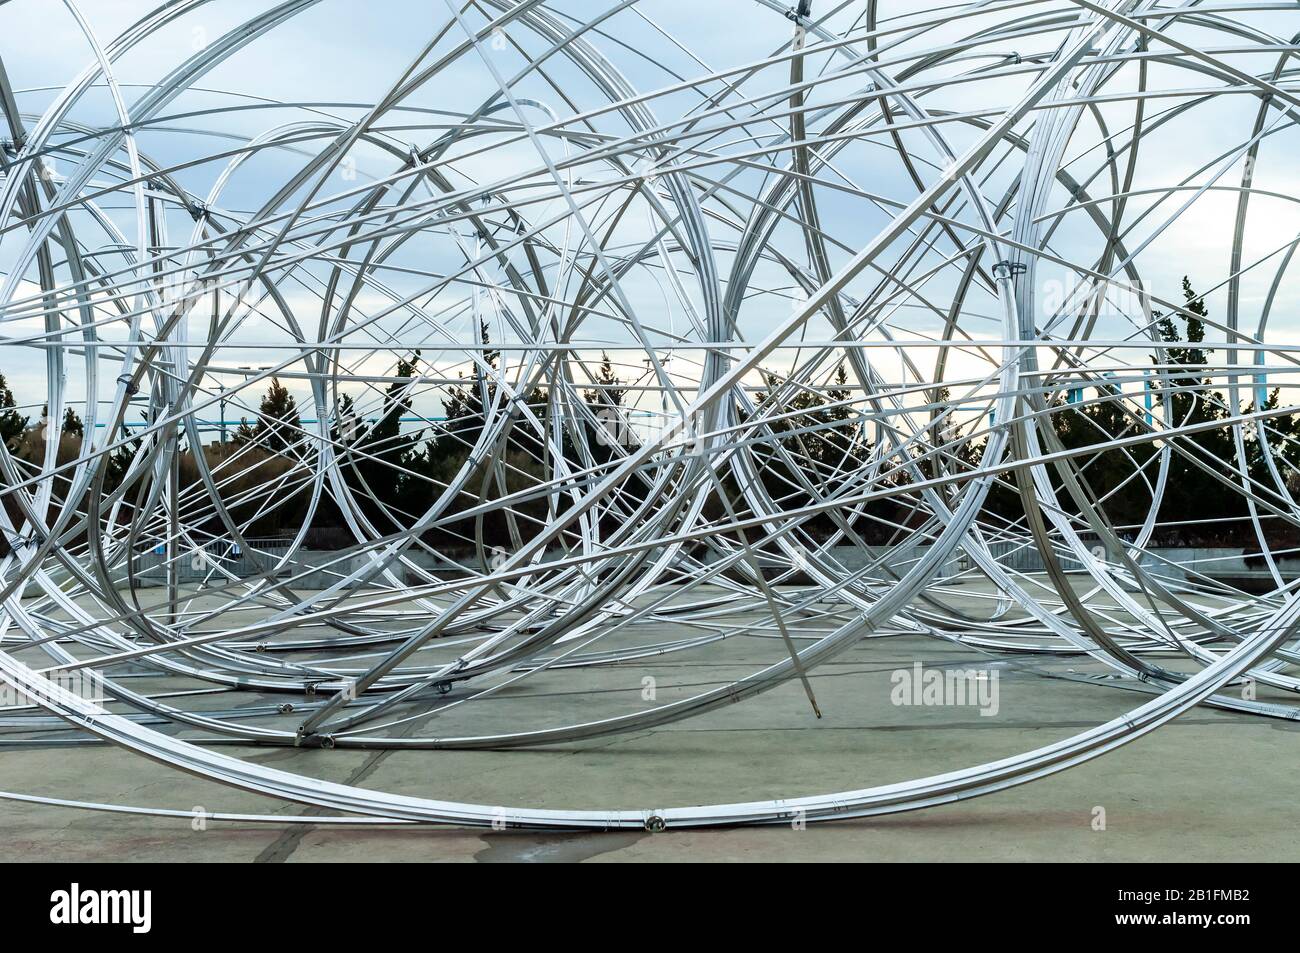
[2,0,1300,829]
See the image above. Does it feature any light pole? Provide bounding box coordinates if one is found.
[218,383,227,444]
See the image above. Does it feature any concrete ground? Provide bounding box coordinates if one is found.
[1,582,1296,862]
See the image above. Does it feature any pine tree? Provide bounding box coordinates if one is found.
[741,361,871,540]
[346,354,421,530]
[0,374,27,449]
[233,377,302,455]
[583,352,627,451]
[1051,277,1237,540]
[105,423,142,488]
[583,352,625,408]
[34,404,84,440]
[437,322,499,455]
[62,406,84,438]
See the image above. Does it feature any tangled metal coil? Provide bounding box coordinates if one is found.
[2,0,1300,830]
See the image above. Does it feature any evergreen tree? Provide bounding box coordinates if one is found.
[436,322,499,456]
[1051,277,1241,540]
[35,404,84,439]
[758,362,861,470]
[743,362,872,539]
[1149,277,1238,529]
[232,377,302,455]
[0,374,27,449]
[583,351,628,455]
[431,324,548,463]
[345,354,421,531]
[583,352,626,408]
[62,406,84,439]
[105,423,142,488]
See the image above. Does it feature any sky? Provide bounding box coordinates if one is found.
[2,0,1299,441]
